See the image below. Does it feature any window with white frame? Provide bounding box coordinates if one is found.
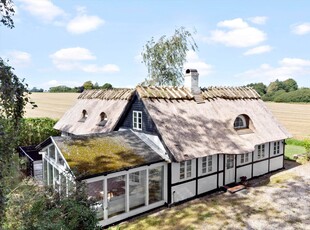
[207,156,212,172]
[133,111,142,130]
[180,160,192,179]
[240,153,250,164]
[273,141,280,155]
[202,157,206,174]
[186,160,192,177]
[129,171,140,183]
[226,155,234,169]
[257,144,265,159]
[234,115,247,129]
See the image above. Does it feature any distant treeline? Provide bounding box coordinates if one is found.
[247,79,310,103]
[49,81,113,93]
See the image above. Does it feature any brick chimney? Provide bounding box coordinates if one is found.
[184,69,200,94]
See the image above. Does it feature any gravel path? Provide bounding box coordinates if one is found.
[236,162,310,230]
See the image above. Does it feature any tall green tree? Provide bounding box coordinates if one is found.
[83,80,94,90]
[0,58,33,224]
[283,78,298,92]
[102,83,113,90]
[0,0,15,29]
[141,27,198,86]
[246,83,267,96]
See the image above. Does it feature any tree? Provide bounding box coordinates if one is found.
[141,27,198,86]
[93,82,100,89]
[0,58,34,225]
[102,83,113,90]
[30,87,44,92]
[0,0,15,29]
[246,83,267,96]
[283,78,298,92]
[266,80,285,94]
[83,81,93,90]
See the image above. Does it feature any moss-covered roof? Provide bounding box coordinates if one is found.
[52,131,163,178]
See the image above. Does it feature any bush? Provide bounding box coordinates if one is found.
[19,118,60,146]
[3,178,99,230]
[274,88,310,103]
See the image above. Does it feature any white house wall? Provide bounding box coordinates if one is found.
[236,165,252,182]
[198,174,217,194]
[169,140,285,205]
[171,180,196,203]
[270,156,284,171]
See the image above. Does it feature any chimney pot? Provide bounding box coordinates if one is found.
[184,69,200,94]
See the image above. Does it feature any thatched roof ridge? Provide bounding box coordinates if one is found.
[136,85,260,100]
[137,85,194,100]
[78,88,135,100]
[201,86,260,100]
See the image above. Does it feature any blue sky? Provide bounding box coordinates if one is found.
[1,0,310,90]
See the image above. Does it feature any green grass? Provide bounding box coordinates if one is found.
[286,138,307,147]
[285,145,306,160]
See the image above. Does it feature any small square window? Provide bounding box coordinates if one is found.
[133,111,142,130]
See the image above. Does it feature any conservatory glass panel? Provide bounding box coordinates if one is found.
[149,166,164,204]
[108,175,126,218]
[48,162,53,186]
[49,145,55,160]
[43,159,47,184]
[60,173,67,197]
[129,170,146,210]
[87,180,104,221]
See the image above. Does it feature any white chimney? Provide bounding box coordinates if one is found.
[184,69,200,94]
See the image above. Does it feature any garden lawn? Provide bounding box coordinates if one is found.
[285,144,306,160]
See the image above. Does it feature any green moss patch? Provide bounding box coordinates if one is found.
[56,136,146,177]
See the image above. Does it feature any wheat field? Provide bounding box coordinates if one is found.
[25,93,310,139]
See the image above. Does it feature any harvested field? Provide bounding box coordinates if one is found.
[25,93,310,139]
[265,102,310,140]
[25,93,79,119]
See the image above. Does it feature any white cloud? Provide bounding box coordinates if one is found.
[291,23,310,35]
[208,18,267,47]
[81,64,120,73]
[50,47,120,73]
[6,50,31,67]
[66,7,104,34]
[243,45,272,56]
[184,50,212,77]
[237,57,310,82]
[19,0,65,22]
[248,16,268,25]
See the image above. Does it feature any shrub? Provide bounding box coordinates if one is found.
[274,88,310,103]
[19,118,60,146]
[3,178,99,230]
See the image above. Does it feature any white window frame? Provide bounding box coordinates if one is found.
[234,115,246,129]
[273,141,280,155]
[180,160,192,180]
[240,153,250,164]
[133,111,142,130]
[257,144,265,159]
[202,157,207,174]
[207,156,212,172]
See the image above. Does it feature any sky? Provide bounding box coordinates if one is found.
[1,0,310,90]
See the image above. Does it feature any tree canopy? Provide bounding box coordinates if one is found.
[0,0,15,29]
[141,27,198,86]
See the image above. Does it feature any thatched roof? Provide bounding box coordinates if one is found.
[142,97,291,162]
[52,130,164,178]
[54,86,290,162]
[54,89,135,135]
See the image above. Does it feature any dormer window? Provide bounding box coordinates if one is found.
[97,112,108,126]
[234,115,247,129]
[133,111,142,130]
[79,109,88,122]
